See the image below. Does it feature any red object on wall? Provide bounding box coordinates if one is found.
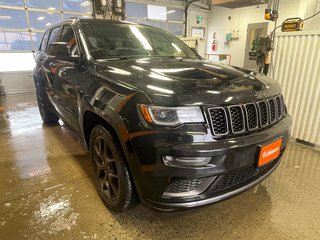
[212,32,217,52]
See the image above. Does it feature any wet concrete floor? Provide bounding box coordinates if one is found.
[0,93,320,240]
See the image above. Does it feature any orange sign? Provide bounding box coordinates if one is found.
[258,139,282,166]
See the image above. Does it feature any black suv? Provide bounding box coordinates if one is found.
[33,18,291,212]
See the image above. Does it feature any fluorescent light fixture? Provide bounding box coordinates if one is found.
[171,43,181,53]
[149,72,172,81]
[225,96,233,102]
[131,65,145,71]
[147,85,174,94]
[0,16,12,19]
[151,68,194,73]
[129,26,152,51]
[48,7,56,11]
[37,16,45,21]
[207,90,220,94]
[108,67,131,75]
[45,23,52,27]
[81,1,90,6]
[166,10,176,14]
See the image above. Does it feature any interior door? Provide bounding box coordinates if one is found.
[243,22,268,69]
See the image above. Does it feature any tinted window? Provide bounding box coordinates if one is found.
[82,23,199,60]
[48,27,60,46]
[60,25,78,55]
[40,31,50,52]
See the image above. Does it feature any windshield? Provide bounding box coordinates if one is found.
[81,22,200,60]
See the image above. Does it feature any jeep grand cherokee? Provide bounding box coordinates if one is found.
[33,18,291,212]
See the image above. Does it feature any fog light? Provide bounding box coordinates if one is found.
[163,176,217,198]
[163,156,212,167]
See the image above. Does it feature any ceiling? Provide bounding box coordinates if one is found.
[212,0,268,8]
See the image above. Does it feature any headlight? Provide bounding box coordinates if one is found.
[139,104,204,126]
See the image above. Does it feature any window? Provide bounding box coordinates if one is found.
[26,0,60,10]
[0,0,24,7]
[48,27,60,46]
[0,0,93,72]
[147,5,167,21]
[0,31,32,51]
[0,9,28,29]
[40,31,50,52]
[126,2,147,18]
[28,11,62,30]
[82,23,199,60]
[60,25,78,55]
[63,0,92,13]
[125,2,185,36]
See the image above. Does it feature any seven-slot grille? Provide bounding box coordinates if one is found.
[208,95,286,137]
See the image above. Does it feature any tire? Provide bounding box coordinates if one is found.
[35,78,59,124]
[89,125,136,212]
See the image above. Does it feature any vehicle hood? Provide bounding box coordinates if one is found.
[94,58,282,106]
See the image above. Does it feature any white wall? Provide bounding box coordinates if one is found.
[0,72,35,95]
[206,0,319,67]
[187,7,210,57]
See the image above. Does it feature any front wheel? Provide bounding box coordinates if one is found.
[89,125,136,212]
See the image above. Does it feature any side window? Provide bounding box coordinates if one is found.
[60,25,78,56]
[47,27,61,48]
[40,31,50,52]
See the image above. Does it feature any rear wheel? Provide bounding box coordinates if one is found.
[35,79,59,124]
[89,125,136,212]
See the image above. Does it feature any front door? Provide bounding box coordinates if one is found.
[52,24,81,133]
[243,22,268,69]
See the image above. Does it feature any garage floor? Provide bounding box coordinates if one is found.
[0,94,320,240]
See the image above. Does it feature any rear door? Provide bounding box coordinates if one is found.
[41,26,62,112]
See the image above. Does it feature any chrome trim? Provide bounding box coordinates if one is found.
[207,107,229,137]
[257,100,269,127]
[244,103,259,131]
[162,177,217,198]
[267,98,277,124]
[227,105,246,134]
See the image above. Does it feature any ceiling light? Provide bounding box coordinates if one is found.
[45,23,52,27]
[37,16,45,21]
[147,85,174,94]
[0,16,12,19]
[81,1,90,6]
[166,10,176,14]
[48,7,56,11]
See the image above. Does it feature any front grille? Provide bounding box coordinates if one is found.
[244,103,258,130]
[267,99,277,123]
[208,107,228,136]
[208,94,285,137]
[212,164,271,193]
[228,106,245,133]
[165,178,205,193]
[213,167,257,193]
[257,100,269,126]
[275,96,282,119]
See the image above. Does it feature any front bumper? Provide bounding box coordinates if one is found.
[129,115,291,211]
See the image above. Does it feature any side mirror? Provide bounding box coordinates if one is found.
[48,42,78,62]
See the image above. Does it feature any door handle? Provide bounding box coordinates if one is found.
[49,62,56,69]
